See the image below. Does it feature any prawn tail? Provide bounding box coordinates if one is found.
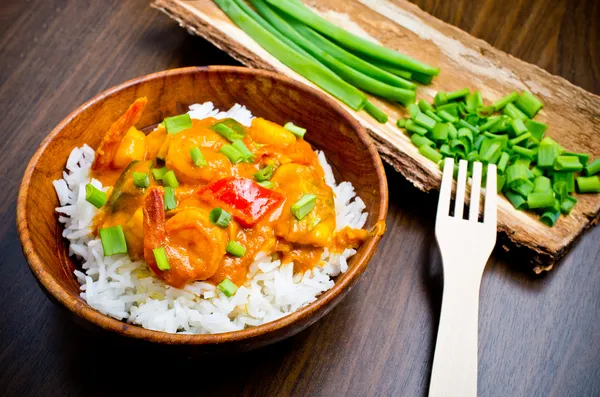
[92,97,148,170]
[143,187,166,273]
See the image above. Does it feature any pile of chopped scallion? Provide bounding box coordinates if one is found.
[397,89,600,226]
[213,0,439,123]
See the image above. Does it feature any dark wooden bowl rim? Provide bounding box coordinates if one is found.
[17,66,388,345]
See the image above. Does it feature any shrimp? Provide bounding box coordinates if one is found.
[93,97,148,170]
[143,188,228,288]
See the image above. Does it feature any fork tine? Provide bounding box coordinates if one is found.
[469,162,483,221]
[484,164,497,226]
[454,160,468,219]
[437,158,454,220]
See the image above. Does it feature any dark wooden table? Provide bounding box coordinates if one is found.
[1,1,599,396]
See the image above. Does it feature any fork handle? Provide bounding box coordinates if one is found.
[428,270,483,397]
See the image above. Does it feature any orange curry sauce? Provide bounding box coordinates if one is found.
[91,98,369,288]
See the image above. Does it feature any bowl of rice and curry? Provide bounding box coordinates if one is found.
[17,66,387,352]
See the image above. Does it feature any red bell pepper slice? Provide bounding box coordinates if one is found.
[198,177,284,227]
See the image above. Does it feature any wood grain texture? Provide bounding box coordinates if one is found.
[151,0,600,272]
[0,1,599,396]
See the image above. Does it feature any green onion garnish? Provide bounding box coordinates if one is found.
[527,191,555,209]
[209,208,232,228]
[226,241,246,257]
[504,191,527,210]
[153,247,170,271]
[540,210,560,227]
[257,181,275,189]
[152,166,169,181]
[132,172,150,188]
[99,225,127,256]
[560,196,577,214]
[220,144,244,164]
[212,122,245,142]
[405,120,428,135]
[231,140,255,163]
[217,278,238,297]
[291,193,317,220]
[85,183,107,208]
[419,145,443,163]
[576,176,600,193]
[364,101,388,124]
[515,92,543,118]
[284,121,307,137]
[554,156,583,172]
[525,120,547,140]
[585,158,600,176]
[414,112,437,131]
[562,151,589,166]
[164,114,192,135]
[254,164,275,181]
[190,146,207,167]
[162,170,179,188]
[537,143,559,168]
[492,91,519,111]
[164,186,177,210]
[411,134,433,148]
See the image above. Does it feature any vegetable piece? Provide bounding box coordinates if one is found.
[164,114,192,135]
[132,172,150,188]
[515,92,543,118]
[527,191,555,209]
[562,151,589,166]
[551,171,575,193]
[533,176,552,192]
[217,278,239,296]
[405,120,428,135]
[85,183,107,208]
[190,146,207,167]
[232,140,255,163]
[214,0,367,110]
[152,247,171,271]
[162,170,179,188]
[411,134,434,148]
[503,103,528,120]
[497,152,510,174]
[209,208,232,228]
[265,0,439,76]
[199,177,285,227]
[257,181,275,189]
[492,91,519,111]
[505,191,527,210]
[437,110,458,123]
[284,122,307,138]
[414,112,437,131]
[220,144,245,164]
[512,146,536,160]
[576,176,600,193]
[396,118,407,128]
[424,110,442,123]
[510,119,528,136]
[537,143,559,168]
[465,91,483,112]
[291,193,317,220]
[585,158,600,176]
[99,225,128,256]
[540,210,560,227]
[457,119,479,134]
[525,120,547,140]
[554,156,583,172]
[407,103,420,118]
[478,116,502,132]
[512,179,534,197]
[212,122,245,142]
[505,164,530,187]
[531,166,544,177]
[152,166,169,181]
[226,240,246,257]
[419,145,443,163]
[419,99,435,113]
[254,164,275,182]
[509,132,532,147]
[364,101,389,123]
[431,123,449,141]
[560,196,577,214]
[164,186,177,210]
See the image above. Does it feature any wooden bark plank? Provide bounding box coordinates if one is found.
[151,0,600,272]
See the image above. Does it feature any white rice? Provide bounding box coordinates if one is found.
[53,102,367,334]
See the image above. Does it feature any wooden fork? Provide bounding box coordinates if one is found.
[428,158,497,397]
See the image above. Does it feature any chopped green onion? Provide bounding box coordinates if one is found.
[537,143,559,168]
[226,240,246,257]
[436,102,459,116]
[213,122,245,142]
[396,118,407,128]
[190,146,207,167]
[492,91,519,111]
[554,156,583,172]
[437,110,458,123]
[418,99,435,113]
[447,123,458,140]
[533,176,552,192]
[254,164,275,181]
[284,121,307,137]
[232,140,255,163]
[531,166,544,177]
[132,172,150,188]
[257,180,275,189]
[509,132,532,147]
[431,123,449,141]
[476,106,495,118]
[505,191,527,210]
[504,103,528,120]
[419,145,443,163]
[512,179,534,197]
[99,225,128,256]
[551,171,575,193]
[152,166,169,181]
[164,186,177,210]
[515,92,543,118]
[217,278,238,297]
[164,114,192,135]
[505,164,530,187]
[153,247,170,271]
[439,144,453,157]
[512,146,536,160]
[405,120,428,135]
[562,151,589,166]
[585,158,600,176]
[414,112,437,132]
[220,144,245,164]
[209,208,232,228]
[85,183,107,208]
[576,176,600,193]
[527,191,555,209]
[497,152,510,173]
[411,134,434,148]
[525,120,547,140]
[479,116,502,132]
[291,193,317,220]
[457,119,479,134]
[510,118,528,136]
[425,110,443,123]
[540,210,560,227]
[560,196,577,214]
[364,101,388,123]
[162,170,179,188]
[407,103,420,119]
[465,91,483,112]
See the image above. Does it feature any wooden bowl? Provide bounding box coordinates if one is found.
[17,66,388,354]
